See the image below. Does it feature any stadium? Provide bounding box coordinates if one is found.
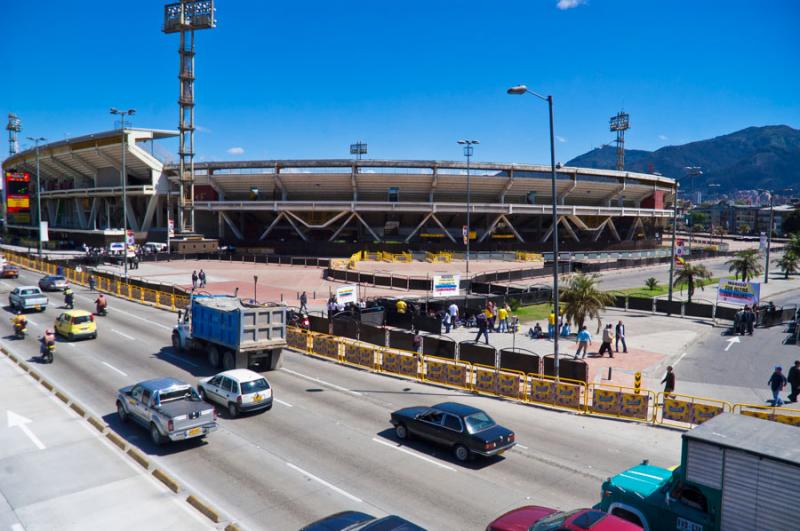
[1,128,676,256]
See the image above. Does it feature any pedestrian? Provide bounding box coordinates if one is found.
[475,311,489,344]
[57,264,64,276]
[598,324,615,357]
[132,254,140,270]
[396,299,407,314]
[745,306,756,336]
[615,320,628,353]
[497,304,508,333]
[788,361,800,403]
[448,302,459,329]
[486,302,496,333]
[443,311,452,334]
[199,269,207,288]
[548,311,556,339]
[734,308,744,335]
[768,366,788,406]
[560,319,571,337]
[412,330,422,354]
[327,297,336,319]
[662,366,676,396]
[191,270,198,290]
[300,291,308,312]
[88,274,96,291]
[574,326,592,359]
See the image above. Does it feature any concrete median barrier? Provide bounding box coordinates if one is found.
[28,369,41,381]
[152,468,181,493]
[186,494,221,523]
[225,523,243,531]
[127,448,150,470]
[106,431,127,451]
[69,402,86,417]
[55,390,70,404]
[41,378,54,391]
[87,416,107,433]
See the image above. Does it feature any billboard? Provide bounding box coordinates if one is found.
[335,285,358,305]
[432,274,460,297]
[717,279,760,306]
[5,171,31,224]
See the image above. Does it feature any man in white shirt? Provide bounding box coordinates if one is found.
[448,303,459,328]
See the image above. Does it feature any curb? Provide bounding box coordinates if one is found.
[152,468,180,494]
[127,448,151,470]
[186,494,221,523]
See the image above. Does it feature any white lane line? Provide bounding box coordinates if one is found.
[280,368,363,396]
[161,352,199,368]
[285,462,363,503]
[75,293,173,330]
[111,329,135,340]
[517,444,529,450]
[372,437,456,472]
[673,351,689,368]
[11,523,25,531]
[67,343,76,348]
[101,361,128,377]
[274,398,293,408]
[26,318,38,326]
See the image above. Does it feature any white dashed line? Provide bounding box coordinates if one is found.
[101,361,128,377]
[286,462,363,503]
[67,343,76,348]
[274,398,293,408]
[516,444,529,450]
[111,329,135,340]
[26,318,38,326]
[673,351,689,368]
[280,368,363,396]
[372,437,457,471]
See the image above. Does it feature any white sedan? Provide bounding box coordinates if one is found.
[197,369,273,418]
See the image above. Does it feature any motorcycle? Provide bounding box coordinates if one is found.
[40,340,55,364]
[13,321,27,340]
[96,305,108,317]
[64,291,74,309]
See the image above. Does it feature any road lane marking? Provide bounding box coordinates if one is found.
[26,318,38,326]
[7,411,46,450]
[11,523,25,531]
[724,336,740,352]
[280,368,363,396]
[286,462,363,503]
[274,398,293,408]
[74,293,173,330]
[67,343,76,348]
[372,437,456,471]
[111,329,135,340]
[101,361,128,377]
[161,352,199,368]
[517,444,529,450]
[672,352,688,368]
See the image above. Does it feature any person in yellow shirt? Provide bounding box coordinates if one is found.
[548,312,556,339]
[497,306,508,332]
[396,299,407,315]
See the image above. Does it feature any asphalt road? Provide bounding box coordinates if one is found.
[0,268,683,531]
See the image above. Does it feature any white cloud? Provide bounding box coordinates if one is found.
[556,135,567,143]
[226,146,245,155]
[658,134,669,141]
[556,0,585,10]
[195,125,211,133]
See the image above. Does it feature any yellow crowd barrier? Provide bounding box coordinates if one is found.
[515,251,544,262]
[733,404,800,427]
[424,251,452,263]
[588,383,655,422]
[527,373,587,412]
[379,346,420,379]
[381,251,412,263]
[656,392,731,428]
[422,355,472,391]
[341,339,378,371]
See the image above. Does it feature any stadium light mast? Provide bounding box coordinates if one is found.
[6,113,22,157]
[110,108,136,280]
[507,84,561,378]
[457,139,479,276]
[609,111,630,171]
[163,0,216,236]
[350,141,368,160]
[26,136,46,258]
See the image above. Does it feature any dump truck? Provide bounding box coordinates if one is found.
[172,295,287,371]
[596,413,799,531]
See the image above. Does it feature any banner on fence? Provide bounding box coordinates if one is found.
[432,274,460,297]
[591,389,619,415]
[662,398,692,423]
[692,403,724,425]
[336,285,358,305]
[717,279,760,306]
[620,393,650,420]
[474,368,497,394]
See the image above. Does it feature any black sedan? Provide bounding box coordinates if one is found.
[389,402,515,462]
[300,511,425,531]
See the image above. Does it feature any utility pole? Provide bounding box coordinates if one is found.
[111,108,136,280]
[26,136,46,257]
[458,140,479,276]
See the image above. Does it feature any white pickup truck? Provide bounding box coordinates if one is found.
[9,286,49,312]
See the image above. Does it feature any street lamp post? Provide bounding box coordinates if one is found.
[110,108,136,280]
[457,140,479,276]
[26,136,46,258]
[764,192,774,284]
[507,85,561,377]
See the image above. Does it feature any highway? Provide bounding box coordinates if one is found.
[0,268,683,531]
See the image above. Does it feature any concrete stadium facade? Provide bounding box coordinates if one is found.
[2,129,676,254]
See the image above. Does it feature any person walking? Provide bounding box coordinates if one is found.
[744,306,756,336]
[547,311,556,339]
[300,291,308,312]
[442,311,452,334]
[448,302,459,329]
[475,311,489,344]
[191,270,198,290]
[662,366,676,396]
[88,274,96,292]
[598,324,615,357]
[497,304,508,333]
[788,361,800,403]
[615,320,628,353]
[574,326,592,359]
[768,366,787,406]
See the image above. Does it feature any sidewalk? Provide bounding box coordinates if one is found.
[0,356,210,531]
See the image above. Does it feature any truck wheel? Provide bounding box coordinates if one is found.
[222,351,235,371]
[117,402,128,423]
[150,423,165,446]
[207,346,221,368]
[172,333,182,353]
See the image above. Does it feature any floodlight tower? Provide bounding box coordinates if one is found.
[163,0,216,236]
[609,111,630,171]
[6,113,22,157]
[350,141,368,160]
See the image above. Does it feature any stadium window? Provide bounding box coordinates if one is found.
[388,187,399,202]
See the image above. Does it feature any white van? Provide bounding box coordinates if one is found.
[143,242,168,254]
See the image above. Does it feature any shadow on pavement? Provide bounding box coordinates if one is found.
[374,427,504,470]
[101,412,211,457]
[153,346,217,378]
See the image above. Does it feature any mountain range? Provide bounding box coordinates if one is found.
[565,125,800,194]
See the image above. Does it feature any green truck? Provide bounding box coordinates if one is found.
[596,413,799,531]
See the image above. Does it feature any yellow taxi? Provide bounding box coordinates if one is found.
[54,310,97,341]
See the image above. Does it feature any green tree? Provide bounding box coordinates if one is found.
[690,211,709,229]
[673,262,713,303]
[726,249,764,282]
[775,252,799,279]
[559,273,615,332]
[782,209,800,235]
[645,277,659,290]
[787,233,800,257]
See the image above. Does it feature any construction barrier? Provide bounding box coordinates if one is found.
[657,393,731,428]
[422,355,471,391]
[380,347,420,379]
[527,373,587,412]
[472,364,498,395]
[342,341,377,370]
[734,404,800,427]
[588,383,655,422]
[425,251,452,263]
[496,369,525,400]
[287,328,311,352]
[382,251,412,263]
[310,333,341,361]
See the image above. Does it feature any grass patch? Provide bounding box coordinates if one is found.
[511,302,552,321]
[613,277,720,299]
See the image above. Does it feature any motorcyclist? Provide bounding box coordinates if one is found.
[64,285,75,308]
[95,294,107,315]
[40,328,56,358]
[12,311,27,334]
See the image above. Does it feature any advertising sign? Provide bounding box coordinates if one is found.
[126,229,135,246]
[432,274,460,297]
[5,171,31,224]
[39,221,49,242]
[335,284,357,305]
[717,279,760,306]
[167,218,175,238]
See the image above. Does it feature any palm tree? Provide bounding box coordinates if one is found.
[775,252,799,279]
[788,233,800,258]
[673,262,712,303]
[645,277,659,290]
[726,249,763,282]
[559,273,615,332]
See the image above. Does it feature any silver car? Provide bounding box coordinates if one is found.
[198,369,273,418]
[38,275,68,291]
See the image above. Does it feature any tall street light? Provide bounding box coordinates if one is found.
[110,108,136,280]
[457,139,479,276]
[507,84,561,377]
[667,180,680,302]
[26,136,46,257]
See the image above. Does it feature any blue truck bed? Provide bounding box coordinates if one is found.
[191,295,287,352]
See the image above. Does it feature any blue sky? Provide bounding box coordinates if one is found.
[2,0,798,165]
